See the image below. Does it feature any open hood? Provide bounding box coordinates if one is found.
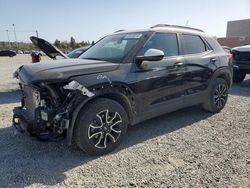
[30,36,68,59]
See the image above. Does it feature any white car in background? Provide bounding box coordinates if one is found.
[232,45,250,83]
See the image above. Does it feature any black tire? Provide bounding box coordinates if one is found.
[74,98,128,156]
[202,78,229,113]
[233,70,246,83]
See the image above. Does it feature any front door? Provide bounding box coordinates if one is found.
[132,32,186,120]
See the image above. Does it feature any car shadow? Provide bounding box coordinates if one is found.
[0,90,21,105]
[229,78,250,97]
[0,105,212,187]
[120,106,212,149]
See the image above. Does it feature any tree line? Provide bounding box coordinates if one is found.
[0,36,94,51]
[0,41,35,51]
[54,37,95,50]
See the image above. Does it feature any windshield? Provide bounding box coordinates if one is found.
[79,33,143,63]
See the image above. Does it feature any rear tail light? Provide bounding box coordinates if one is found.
[227,52,233,70]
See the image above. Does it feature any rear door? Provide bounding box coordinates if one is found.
[180,34,216,99]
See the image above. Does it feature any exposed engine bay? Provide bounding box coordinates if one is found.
[13,81,93,141]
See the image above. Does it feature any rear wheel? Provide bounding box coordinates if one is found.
[202,78,229,113]
[233,70,246,83]
[74,98,128,156]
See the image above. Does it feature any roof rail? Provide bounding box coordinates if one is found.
[150,24,204,32]
[114,29,125,33]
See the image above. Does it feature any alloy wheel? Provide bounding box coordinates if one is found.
[213,84,228,108]
[88,109,122,149]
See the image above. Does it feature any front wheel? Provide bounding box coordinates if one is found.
[202,78,229,113]
[74,98,128,156]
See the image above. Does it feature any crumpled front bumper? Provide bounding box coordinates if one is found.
[12,107,34,134]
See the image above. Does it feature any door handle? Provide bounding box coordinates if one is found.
[210,58,217,63]
[174,62,183,67]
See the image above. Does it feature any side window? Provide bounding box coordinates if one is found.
[143,33,179,57]
[182,34,207,55]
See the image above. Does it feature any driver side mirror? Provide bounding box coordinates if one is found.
[136,48,164,62]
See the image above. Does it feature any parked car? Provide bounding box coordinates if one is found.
[16,50,24,54]
[24,50,31,54]
[0,50,16,57]
[67,47,89,58]
[13,24,232,155]
[231,45,250,83]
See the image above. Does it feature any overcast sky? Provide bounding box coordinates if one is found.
[0,0,249,43]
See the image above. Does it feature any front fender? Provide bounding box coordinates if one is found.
[66,83,136,145]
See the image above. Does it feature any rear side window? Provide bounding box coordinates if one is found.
[182,34,207,55]
[204,37,224,52]
[143,33,179,57]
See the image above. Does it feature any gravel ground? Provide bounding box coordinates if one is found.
[0,55,249,188]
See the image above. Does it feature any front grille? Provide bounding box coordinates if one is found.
[233,52,250,62]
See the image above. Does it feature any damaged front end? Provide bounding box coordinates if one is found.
[12,54,119,145]
[13,79,93,141]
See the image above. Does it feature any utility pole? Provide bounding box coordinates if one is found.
[6,30,11,48]
[35,30,38,37]
[12,24,18,48]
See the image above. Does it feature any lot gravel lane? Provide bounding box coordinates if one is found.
[0,55,249,188]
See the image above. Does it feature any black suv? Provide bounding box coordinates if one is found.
[13,24,233,155]
[231,45,250,83]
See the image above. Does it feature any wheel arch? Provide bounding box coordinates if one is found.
[66,88,135,145]
[211,67,232,88]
